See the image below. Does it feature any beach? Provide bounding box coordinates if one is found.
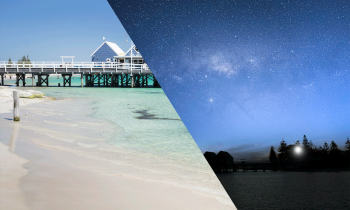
[0,85,236,210]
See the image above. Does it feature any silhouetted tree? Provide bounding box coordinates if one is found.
[329,141,341,159]
[278,138,287,161]
[316,146,323,158]
[269,146,278,162]
[307,140,317,158]
[309,140,315,150]
[295,140,301,146]
[319,141,330,158]
[345,137,350,166]
[330,141,339,151]
[345,137,350,152]
[302,135,311,158]
[323,141,329,152]
[302,135,310,149]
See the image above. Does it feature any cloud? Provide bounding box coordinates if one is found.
[225,144,271,161]
[205,143,270,161]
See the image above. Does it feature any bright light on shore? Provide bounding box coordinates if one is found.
[295,146,302,154]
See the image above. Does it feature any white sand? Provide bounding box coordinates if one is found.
[0,87,236,210]
[0,86,45,114]
[0,142,29,210]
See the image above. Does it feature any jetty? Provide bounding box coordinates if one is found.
[0,62,160,88]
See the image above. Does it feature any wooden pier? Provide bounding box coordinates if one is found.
[236,161,271,172]
[0,62,160,88]
[215,160,314,173]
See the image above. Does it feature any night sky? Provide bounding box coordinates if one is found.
[108,0,350,160]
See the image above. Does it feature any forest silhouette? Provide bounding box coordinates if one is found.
[267,136,350,170]
[205,136,350,173]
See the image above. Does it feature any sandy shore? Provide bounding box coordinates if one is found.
[0,86,236,210]
[0,86,46,114]
[0,142,29,210]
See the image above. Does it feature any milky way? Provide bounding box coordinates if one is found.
[108,0,350,158]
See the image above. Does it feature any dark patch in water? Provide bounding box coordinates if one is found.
[137,91,163,95]
[133,110,181,121]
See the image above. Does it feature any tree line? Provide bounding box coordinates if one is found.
[268,136,350,168]
[7,56,32,67]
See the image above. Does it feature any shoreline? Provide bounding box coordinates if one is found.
[215,167,350,174]
[0,86,50,114]
[0,86,236,210]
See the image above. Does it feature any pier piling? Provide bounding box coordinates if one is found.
[32,74,34,87]
[38,74,49,87]
[62,74,72,87]
[81,74,83,88]
[37,75,41,86]
[16,74,26,87]
[13,90,20,121]
[131,76,134,88]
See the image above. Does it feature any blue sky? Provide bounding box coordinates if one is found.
[0,0,129,62]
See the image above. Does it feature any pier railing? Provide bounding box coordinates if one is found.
[0,61,150,74]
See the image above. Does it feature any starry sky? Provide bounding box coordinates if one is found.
[108,0,349,160]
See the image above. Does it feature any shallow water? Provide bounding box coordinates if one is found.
[218,171,350,210]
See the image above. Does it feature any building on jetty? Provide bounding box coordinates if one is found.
[216,151,235,172]
[115,45,145,64]
[203,152,217,170]
[204,151,275,172]
[91,40,125,62]
[204,151,235,173]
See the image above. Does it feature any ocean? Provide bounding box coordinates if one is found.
[5,76,233,206]
[218,171,350,210]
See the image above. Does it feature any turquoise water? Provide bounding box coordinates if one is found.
[39,87,201,165]
[7,77,197,165]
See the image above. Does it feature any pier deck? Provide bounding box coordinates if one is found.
[0,62,160,88]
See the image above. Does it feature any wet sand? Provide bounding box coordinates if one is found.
[0,87,236,210]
